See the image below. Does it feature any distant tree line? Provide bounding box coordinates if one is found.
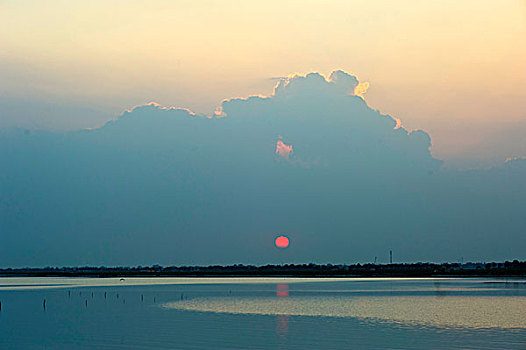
[1,261,525,277]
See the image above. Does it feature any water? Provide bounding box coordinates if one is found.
[0,277,525,349]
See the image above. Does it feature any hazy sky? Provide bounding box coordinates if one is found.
[2,71,526,266]
[1,0,525,167]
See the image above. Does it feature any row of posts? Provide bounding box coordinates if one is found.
[0,291,189,312]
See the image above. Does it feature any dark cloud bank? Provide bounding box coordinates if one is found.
[1,71,525,266]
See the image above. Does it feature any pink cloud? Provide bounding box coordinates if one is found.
[276,140,293,159]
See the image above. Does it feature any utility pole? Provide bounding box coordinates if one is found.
[390,250,393,264]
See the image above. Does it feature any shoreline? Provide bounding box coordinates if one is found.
[1,264,525,279]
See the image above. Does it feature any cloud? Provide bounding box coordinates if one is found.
[276,139,293,159]
[354,82,370,98]
[444,119,526,169]
[271,70,361,100]
[0,70,525,266]
[220,71,441,173]
[124,101,197,116]
[328,70,359,93]
[0,96,113,131]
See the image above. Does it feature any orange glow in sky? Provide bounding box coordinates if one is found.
[1,0,525,164]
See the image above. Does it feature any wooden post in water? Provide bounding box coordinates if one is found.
[43,299,46,310]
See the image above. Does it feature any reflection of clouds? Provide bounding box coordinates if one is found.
[163,296,526,329]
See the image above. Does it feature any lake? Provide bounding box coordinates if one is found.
[0,277,525,349]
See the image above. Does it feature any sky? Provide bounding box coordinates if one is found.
[1,1,526,267]
[1,0,526,167]
[1,71,525,266]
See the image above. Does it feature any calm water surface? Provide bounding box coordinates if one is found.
[0,277,525,349]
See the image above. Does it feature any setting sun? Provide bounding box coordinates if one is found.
[275,235,290,249]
